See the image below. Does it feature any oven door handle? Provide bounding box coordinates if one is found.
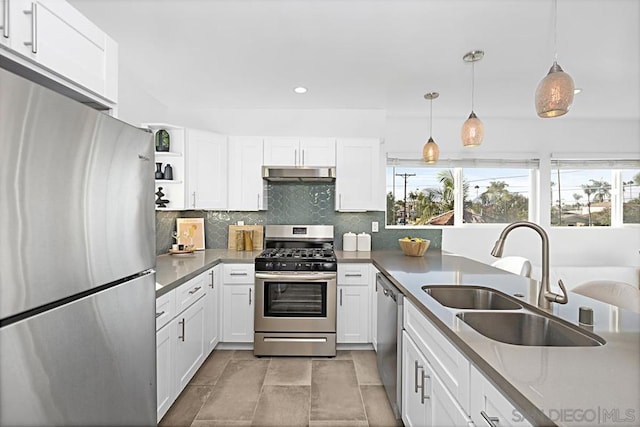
[255,272,337,281]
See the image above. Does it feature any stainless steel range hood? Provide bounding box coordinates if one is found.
[262,166,336,182]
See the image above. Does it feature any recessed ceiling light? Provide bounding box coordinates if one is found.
[574,87,582,94]
[293,86,308,94]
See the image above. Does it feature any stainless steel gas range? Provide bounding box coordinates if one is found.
[254,225,337,357]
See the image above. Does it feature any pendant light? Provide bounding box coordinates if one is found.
[422,92,440,164]
[535,0,574,118]
[461,50,484,147]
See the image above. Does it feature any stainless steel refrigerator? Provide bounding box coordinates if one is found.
[0,67,157,426]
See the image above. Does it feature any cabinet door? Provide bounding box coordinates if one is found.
[204,266,221,353]
[186,130,228,209]
[430,365,472,426]
[222,284,255,342]
[336,285,369,343]
[402,331,428,427]
[175,296,206,391]
[156,322,175,423]
[370,266,379,351]
[335,138,382,211]
[470,366,532,427]
[11,0,118,102]
[300,138,336,167]
[263,137,298,166]
[228,136,265,211]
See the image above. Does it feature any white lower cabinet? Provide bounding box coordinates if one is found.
[156,320,175,422]
[470,366,533,427]
[402,331,471,427]
[222,284,254,342]
[336,263,371,344]
[204,265,221,352]
[156,267,220,422]
[370,266,379,351]
[175,295,206,391]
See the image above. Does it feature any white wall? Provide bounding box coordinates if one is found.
[115,66,170,127]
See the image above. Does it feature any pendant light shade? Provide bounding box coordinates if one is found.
[422,92,440,164]
[461,111,484,147]
[461,50,484,147]
[423,137,439,164]
[535,0,574,118]
[535,61,575,117]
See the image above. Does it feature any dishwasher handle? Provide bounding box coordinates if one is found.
[377,273,400,303]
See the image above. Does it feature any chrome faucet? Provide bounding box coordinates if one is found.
[491,221,568,310]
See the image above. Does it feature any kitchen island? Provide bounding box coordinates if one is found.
[156,248,640,426]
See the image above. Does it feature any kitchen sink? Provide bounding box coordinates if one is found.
[456,311,605,347]
[422,285,523,310]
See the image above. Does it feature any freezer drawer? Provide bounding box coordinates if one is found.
[0,273,156,426]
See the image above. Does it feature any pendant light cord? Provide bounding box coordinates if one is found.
[553,0,558,62]
[429,98,433,138]
[471,61,475,112]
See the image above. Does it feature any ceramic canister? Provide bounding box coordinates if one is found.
[357,232,371,251]
[343,232,357,251]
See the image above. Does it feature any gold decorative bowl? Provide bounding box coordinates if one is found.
[398,239,430,257]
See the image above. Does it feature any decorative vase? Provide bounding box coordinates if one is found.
[155,129,170,152]
[163,163,173,180]
[155,162,164,179]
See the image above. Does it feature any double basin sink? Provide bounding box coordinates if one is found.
[423,286,605,347]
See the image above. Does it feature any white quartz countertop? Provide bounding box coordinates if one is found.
[155,248,640,426]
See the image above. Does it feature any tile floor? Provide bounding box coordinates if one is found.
[159,349,404,427]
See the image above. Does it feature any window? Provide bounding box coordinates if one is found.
[550,159,640,227]
[386,159,538,227]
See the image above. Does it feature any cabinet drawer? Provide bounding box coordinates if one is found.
[223,264,255,284]
[404,300,470,413]
[156,290,176,331]
[176,274,207,314]
[337,263,370,285]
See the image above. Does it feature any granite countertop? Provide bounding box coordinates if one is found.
[154,247,640,426]
[370,249,640,427]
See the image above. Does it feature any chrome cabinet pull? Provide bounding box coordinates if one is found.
[480,411,499,427]
[420,372,431,404]
[230,272,248,276]
[249,288,252,305]
[1,0,9,38]
[339,288,343,306]
[344,273,362,277]
[188,286,201,294]
[209,270,214,288]
[192,191,196,208]
[155,311,165,319]
[414,360,424,393]
[302,149,305,165]
[294,149,298,166]
[339,194,342,209]
[23,2,36,53]
[178,319,185,341]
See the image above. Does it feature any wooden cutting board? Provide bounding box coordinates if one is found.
[228,225,264,251]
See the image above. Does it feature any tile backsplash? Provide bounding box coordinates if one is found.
[156,183,441,254]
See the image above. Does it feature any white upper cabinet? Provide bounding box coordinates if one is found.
[0,0,118,104]
[335,138,383,211]
[186,130,228,210]
[228,136,266,211]
[264,137,336,167]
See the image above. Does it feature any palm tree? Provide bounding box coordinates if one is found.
[589,179,611,203]
[582,184,595,226]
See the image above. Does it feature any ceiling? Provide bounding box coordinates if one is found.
[69,0,639,120]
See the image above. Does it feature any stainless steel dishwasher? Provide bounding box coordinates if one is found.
[376,273,403,419]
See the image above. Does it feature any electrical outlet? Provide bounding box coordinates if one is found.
[237,220,245,226]
[372,221,379,232]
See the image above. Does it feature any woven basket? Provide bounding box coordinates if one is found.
[398,239,430,257]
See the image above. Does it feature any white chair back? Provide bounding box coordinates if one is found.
[491,256,532,278]
[572,281,640,313]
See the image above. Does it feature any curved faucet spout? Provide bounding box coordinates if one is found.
[491,221,568,310]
